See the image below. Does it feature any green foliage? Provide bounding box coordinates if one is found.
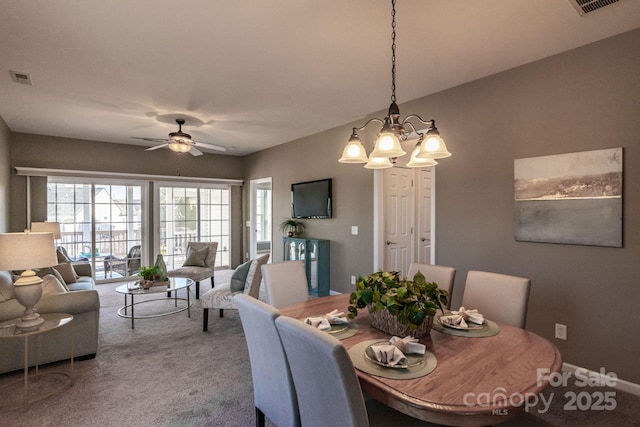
[138,265,159,280]
[348,270,448,330]
[279,218,305,235]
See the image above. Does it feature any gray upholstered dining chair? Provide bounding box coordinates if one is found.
[234,294,300,427]
[461,270,531,328]
[407,263,456,309]
[261,260,309,309]
[275,316,427,427]
[166,241,217,299]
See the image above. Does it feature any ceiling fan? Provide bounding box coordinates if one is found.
[133,119,226,156]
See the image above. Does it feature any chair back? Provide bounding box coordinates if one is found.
[275,316,369,427]
[407,263,456,308]
[235,294,300,427]
[127,245,142,273]
[462,270,531,328]
[262,261,308,309]
[186,242,218,268]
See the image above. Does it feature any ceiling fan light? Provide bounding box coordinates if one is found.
[364,156,393,169]
[168,142,191,153]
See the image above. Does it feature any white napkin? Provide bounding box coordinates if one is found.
[440,306,484,329]
[440,313,468,329]
[324,309,349,324]
[304,316,331,331]
[389,336,426,355]
[370,344,409,367]
[451,307,485,325]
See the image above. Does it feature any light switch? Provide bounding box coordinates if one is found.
[351,226,358,235]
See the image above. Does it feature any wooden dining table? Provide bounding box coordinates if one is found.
[280,293,562,427]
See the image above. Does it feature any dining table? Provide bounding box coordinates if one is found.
[280,293,562,427]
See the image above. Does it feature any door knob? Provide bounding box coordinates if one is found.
[386,240,396,246]
[421,238,428,242]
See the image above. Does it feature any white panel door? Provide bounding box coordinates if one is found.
[416,169,432,264]
[384,167,413,277]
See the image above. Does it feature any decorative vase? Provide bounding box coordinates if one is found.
[154,254,167,281]
[367,305,433,338]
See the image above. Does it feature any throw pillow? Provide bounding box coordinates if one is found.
[229,260,253,292]
[40,267,69,291]
[56,248,72,264]
[41,274,68,296]
[243,254,270,296]
[53,262,78,285]
[182,246,209,267]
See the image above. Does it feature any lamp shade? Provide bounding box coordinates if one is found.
[406,144,438,168]
[339,140,368,163]
[370,131,406,158]
[30,221,62,239]
[415,134,451,159]
[364,156,393,169]
[0,232,58,272]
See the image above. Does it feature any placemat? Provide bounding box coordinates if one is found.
[348,339,437,380]
[432,314,500,337]
[331,322,359,340]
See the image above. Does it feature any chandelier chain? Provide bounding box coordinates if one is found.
[390,0,397,103]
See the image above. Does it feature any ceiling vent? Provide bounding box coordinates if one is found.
[10,70,32,85]
[567,0,622,15]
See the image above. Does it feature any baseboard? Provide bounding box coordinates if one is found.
[563,363,640,396]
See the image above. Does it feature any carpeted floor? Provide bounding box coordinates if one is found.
[1,281,639,426]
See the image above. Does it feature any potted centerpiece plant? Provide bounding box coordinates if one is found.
[347,270,448,338]
[138,265,159,289]
[279,218,305,237]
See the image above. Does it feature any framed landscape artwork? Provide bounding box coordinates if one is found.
[514,148,623,247]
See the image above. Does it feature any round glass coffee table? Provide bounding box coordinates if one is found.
[115,277,194,329]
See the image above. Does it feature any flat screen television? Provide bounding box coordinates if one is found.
[291,178,332,219]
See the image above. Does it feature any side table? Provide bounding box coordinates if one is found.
[0,313,74,409]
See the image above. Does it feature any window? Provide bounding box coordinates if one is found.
[158,185,230,269]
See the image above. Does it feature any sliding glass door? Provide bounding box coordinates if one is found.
[46,180,145,280]
[157,185,230,270]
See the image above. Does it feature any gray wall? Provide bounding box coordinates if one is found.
[9,133,245,267]
[244,28,640,384]
[0,117,10,232]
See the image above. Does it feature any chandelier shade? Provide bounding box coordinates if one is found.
[338,0,451,169]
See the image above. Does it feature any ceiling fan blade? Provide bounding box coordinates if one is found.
[194,141,226,151]
[132,137,169,143]
[188,146,203,156]
[145,144,169,151]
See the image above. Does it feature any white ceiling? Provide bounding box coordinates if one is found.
[1,0,639,156]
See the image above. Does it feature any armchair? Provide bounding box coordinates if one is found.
[167,242,217,299]
[103,245,141,278]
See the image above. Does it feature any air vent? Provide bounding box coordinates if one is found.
[567,0,622,15]
[10,70,32,85]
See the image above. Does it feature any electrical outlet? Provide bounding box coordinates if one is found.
[351,275,356,285]
[555,323,567,340]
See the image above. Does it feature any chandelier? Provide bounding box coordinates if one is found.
[339,0,451,169]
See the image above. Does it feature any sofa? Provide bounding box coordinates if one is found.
[0,269,100,374]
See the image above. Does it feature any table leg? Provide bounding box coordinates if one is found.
[131,294,135,329]
[187,286,191,318]
[124,294,128,316]
[174,289,178,307]
[70,322,74,385]
[23,336,28,408]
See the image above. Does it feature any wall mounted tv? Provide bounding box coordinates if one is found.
[291,178,332,219]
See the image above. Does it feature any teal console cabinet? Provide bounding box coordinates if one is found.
[283,237,330,296]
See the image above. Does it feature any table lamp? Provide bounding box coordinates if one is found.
[30,221,62,240]
[0,231,58,331]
